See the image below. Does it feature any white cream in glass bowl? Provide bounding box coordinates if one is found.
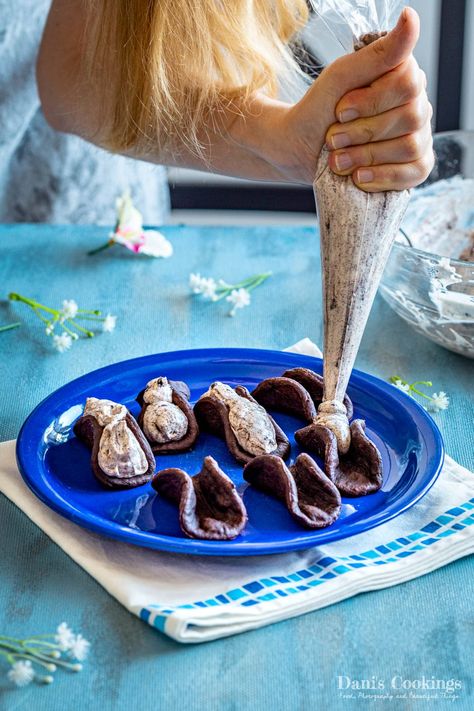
[379,131,474,358]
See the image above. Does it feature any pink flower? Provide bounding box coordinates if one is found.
[111,193,172,258]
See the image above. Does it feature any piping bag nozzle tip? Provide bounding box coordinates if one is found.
[315,400,351,454]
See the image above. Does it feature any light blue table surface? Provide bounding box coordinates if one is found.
[0,224,473,711]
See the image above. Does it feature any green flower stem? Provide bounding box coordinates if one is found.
[68,320,94,338]
[230,273,271,290]
[21,650,80,671]
[0,641,23,654]
[22,646,57,661]
[0,643,56,670]
[247,274,272,290]
[76,309,101,316]
[74,315,106,322]
[8,293,56,316]
[23,639,60,652]
[0,634,39,645]
[9,653,56,672]
[213,272,272,301]
[0,635,57,651]
[0,640,53,664]
[389,375,438,404]
[21,650,57,669]
[33,307,50,325]
[60,323,79,339]
[0,322,20,333]
[237,272,272,287]
[0,639,78,672]
[18,634,55,640]
[87,241,115,256]
[409,381,433,400]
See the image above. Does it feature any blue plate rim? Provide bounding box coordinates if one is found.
[16,347,445,556]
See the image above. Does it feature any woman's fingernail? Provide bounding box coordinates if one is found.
[331,133,351,149]
[339,109,359,123]
[357,169,374,184]
[335,153,353,170]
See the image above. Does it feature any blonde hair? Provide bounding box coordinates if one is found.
[86,0,309,156]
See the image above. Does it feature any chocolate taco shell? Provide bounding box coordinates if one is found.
[152,456,247,540]
[194,385,290,465]
[244,453,341,529]
[295,418,382,497]
[74,410,155,489]
[283,367,354,420]
[251,377,316,422]
[136,379,199,454]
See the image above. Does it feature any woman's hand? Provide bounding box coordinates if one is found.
[277,7,434,191]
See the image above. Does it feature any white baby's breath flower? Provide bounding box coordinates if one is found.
[55,622,75,651]
[429,391,450,412]
[45,323,55,336]
[200,278,217,301]
[67,634,90,662]
[102,314,117,333]
[189,273,204,293]
[226,288,251,315]
[7,660,35,687]
[52,333,73,353]
[393,378,410,393]
[61,299,78,320]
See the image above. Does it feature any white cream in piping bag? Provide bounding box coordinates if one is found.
[313,147,410,453]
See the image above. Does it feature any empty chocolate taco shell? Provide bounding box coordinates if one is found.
[244,453,341,529]
[251,377,316,422]
[153,456,247,540]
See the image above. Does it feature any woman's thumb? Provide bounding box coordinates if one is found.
[322,7,420,97]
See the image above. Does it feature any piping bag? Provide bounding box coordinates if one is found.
[309,0,411,454]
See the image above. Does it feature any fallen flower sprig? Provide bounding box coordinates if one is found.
[0,322,21,333]
[189,272,272,316]
[88,191,173,258]
[8,293,116,353]
[389,376,450,413]
[1,623,90,687]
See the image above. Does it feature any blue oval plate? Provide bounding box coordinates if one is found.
[16,348,444,556]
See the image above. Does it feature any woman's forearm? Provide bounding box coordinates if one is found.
[37,2,320,184]
[156,95,321,184]
[38,1,433,192]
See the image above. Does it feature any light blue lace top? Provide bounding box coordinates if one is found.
[0,1,170,224]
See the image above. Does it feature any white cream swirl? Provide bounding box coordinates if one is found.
[142,377,188,443]
[84,397,148,478]
[203,382,277,456]
[314,399,351,454]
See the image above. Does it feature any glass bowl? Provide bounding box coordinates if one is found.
[379,131,474,358]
